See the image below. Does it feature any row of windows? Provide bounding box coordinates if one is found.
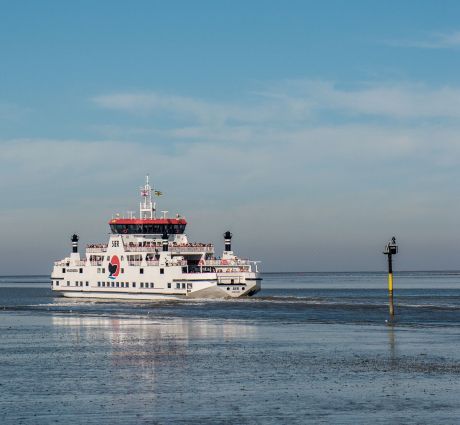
[60,281,89,287]
[61,268,84,274]
[110,224,186,234]
[54,281,198,290]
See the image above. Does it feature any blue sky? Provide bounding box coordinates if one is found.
[2,1,460,273]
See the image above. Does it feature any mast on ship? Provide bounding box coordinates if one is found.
[139,175,156,219]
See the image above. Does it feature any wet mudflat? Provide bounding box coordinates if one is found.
[1,273,460,424]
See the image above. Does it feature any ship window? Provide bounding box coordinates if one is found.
[97,282,101,287]
[182,267,187,273]
[242,287,245,290]
[176,283,180,289]
[101,282,105,287]
[86,281,89,286]
[167,283,171,288]
[140,282,144,288]
[107,256,110,260]
[116,282,119,287]
[111,282,114,287]
[121,268,124,273]
[97,268,101,273]
[150,283,154,288]
[121,256,124,261]
[182,283,186,289]
[227,287,230,290]
[231,279,234,284]
[67,281,70,286]
[62,268,65,273]
[102,268,105,273]
[187,283,192,289]
[79,268,83,274]
[160,268,164,274]
[132,282,136,287]
[120,282,123,287]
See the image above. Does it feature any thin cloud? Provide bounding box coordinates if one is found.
[387,30,460,49]
[93,81,460,133]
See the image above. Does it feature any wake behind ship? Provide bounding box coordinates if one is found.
[51,177,262,299]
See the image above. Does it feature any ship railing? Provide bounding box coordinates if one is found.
[75,261,86,266]
[204,259,251,266]
[90,261,103,266]
[216,266,251,273]
[124,244,214,253]
[124,246,163,252]
[128,261,143,266]
[170,246,214,253]
[123,244,161,252]
[145,260,187,266]
[86,246,108,253]
[54,261,69,266]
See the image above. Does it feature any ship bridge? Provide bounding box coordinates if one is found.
[109,175,186,235]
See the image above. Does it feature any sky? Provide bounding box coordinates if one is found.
[2,0,460,273]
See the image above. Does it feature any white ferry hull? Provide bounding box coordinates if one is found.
[55,279,261,300]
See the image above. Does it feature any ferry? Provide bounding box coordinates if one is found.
[50,176,262,299]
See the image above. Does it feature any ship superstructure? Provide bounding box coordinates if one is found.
[51,177,261,299]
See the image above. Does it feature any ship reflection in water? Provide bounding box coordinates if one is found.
[51,315,258,372]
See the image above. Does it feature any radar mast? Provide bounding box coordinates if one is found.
[139,175,156,219]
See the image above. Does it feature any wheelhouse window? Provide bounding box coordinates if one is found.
[110,223,186,234]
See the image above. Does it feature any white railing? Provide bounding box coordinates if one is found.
[216,267,251,273]
[170,246,214,253]
[54,260,87,267]
[204,259,251,266]
[124,244,214,253]
[86,245,108,253]
[90,261,103,266]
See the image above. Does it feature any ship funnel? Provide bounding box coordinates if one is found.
[223,230,232,252]
[71,234,79,254]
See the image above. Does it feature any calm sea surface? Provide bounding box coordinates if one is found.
[1,272,459,424]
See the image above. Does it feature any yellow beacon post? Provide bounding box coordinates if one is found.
[383,237,398,319]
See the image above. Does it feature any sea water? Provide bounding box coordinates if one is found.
[1,272,459,424]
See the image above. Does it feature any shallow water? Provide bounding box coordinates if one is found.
[1,272,460,424]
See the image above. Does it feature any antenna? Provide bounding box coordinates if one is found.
[139,175,155,219]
